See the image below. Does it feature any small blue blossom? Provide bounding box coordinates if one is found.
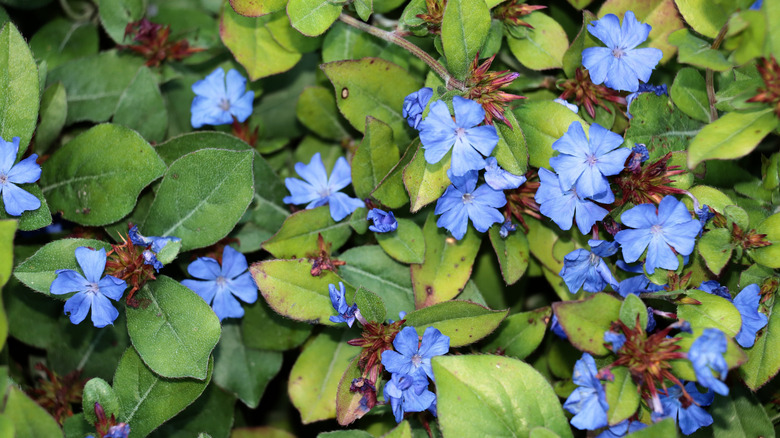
[381,326,450,382]
[626,143,650,172]
[582,11,664,92]
[652,382,714,435]
[688,328,729,396]
[383,372,437,423]
[191,67,254,128]
[560,239,620,294]
[733,284,768,348]
[554,98,579,113]
[550,122,630,201]
[551,314,568,340]
[604,330,626,352]
[328,282,358,327]
[614,196,702,274]
[0,136,42,216]
[750,0,763,10]
[563,353,609,430]
[535,168,609,235]
[50,247,127,328]
[626,83,668,119]
[104,423,130,438]
[499,219,516,239]
[419,96,499,177]
[595,419,647,438]
[283,152,364,222]
[695,205,715,230]
[646,307,657,332]
[128,225,181,272]
[367,208,398,233]
[181,246,258,321]
[402,87,433,130]
[484,157,527,191]
[434,169,506,240]
[698,280,731,301]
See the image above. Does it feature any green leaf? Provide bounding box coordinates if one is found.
[287,0,342,37]
[403,300,508,347]
[619,293,648,329]
[97,0,145,43]
[242,299,313,351]
[624,93,703,161]
[0,220,15,288]
[740,290,780,389]
[143,149,254,251]
[750,212,780,268]
[13,238,112,295]
[403,143,451,213]
[709,384,775,438]
[599,0,685,63]
[29,19,98,70]
[2,387,61,437]
[493,111,529,175]
[677,289,742,337]
[553,293,622,355]
[0,22,39,156]
[434,355,573,438]
[626,419,677,437]
[148,383,235,438]
[229,0,287,16]
[251,259,351,325]
[213,323,282,408]
[126,276,221,380]
[687,109,777,169]
[289,329,360,423]
[506,12,568,71]
[562,11,599,78]
[376,218,425,264]
[113,348,211,438]
[220,8,302,81]
[262,207,353,259]
[671,327,746,382]
[670,67,711,123]
[338,245,415,319]
[49,312,130,381]
[82,378,120,425]
[40,124,166,226]
[488,224,529,285]
[352,117,399,200]
[112,66,168,142]
[668,28,733,71]
[335,356,368,426]
[481,307,550,359]
[673,0,731,38]
[297,86,350,141]
[411,213,481,308]
[723,11,765,66]
[604,367,639,425]
[35,82,67,154]
[321,58,420,149]
[514,101,588,169]
[383,421,412,438]
[697,228,733,275]
[354,0,372,21]
[354,286,386,323]
[440,0,490,80]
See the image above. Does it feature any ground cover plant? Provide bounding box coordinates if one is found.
[0,0,779,437]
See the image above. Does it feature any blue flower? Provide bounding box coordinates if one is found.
[698,280,731,301]
[419,96,499,177]
[484,157,527,191]
[750,0,763,10]
[604,330,626,352]
[128,225,181,272]
[626,83,668,118]
[695,205,714,230]
[549,122,630,201]
[733,284,768,348]
[403,87,433,130]
[563,353,609,430]
[328,282,358,327]
[434,169,506,240]
[181,246,258,321]
[383,372,437,423]
[652,382,714,435]
[499,219,516,238]
[0,136,41,216]
[551,314,568,340]
[626,143,650,172]
[104,423,130,438]
[283,152,364,222]
[688,328,729,396]
[554,98,579,113]
[535,168,609,235]
[50,247,127,328]
[191,67,254,128]
[367,208,398,233]
[381,326,450,382]
[614,196,702,274]
[595,419,647,438]
[560,239,620,294]
[582,11,664,92]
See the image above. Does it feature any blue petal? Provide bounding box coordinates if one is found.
[327,192,364,221]
[484,157,526,190]
[420,100,458,164]
[582,47,614,86]
[1,182,41,216]
[224,69,248,103]
[663,221,702,256]
[619,11,651,49]
[329,282,348,314]
[190,96,230,128]
[192,68,227,100]
[381,350,412,376]
[734,284,768,348]
[7,154,42,184]
[295,152,329,190]
[328,156,353,192]
[418,327,449,360]
[75,247,107,284]
[552,121,589,156]
[97,275,127,301]
[434,186,464,215]
[587,14,622,48]
[212,286,246,320]
[615,228,652,263]
[90,293,119,328]
[221,245,248,279]
[226,272,257,304]
[393,326,421,357]
[689,328,729,395]
[229,90,254,123]
[620,202,659,229]
[560,249,592,293]
[0,136,19,173]
[182,279,218,305]
[623,47,663,83]
[678,403,713,435]
[63,292,92,325]
[283,177,320,206]
[187,257,221,280]
[452,95,485,128]
[573,197,608,235]
[463,124,498,157]
[645,233,679,274]
[451,135,488,177]
[50,269,89,295]
[437,202,470,239]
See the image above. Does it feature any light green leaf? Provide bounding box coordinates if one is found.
[488,224,529,285]
[403,300,508,347]
[229,0,287,16]
[0,219,15,288]
[148,383,235,438]
[604,367,639,425]
[677,289,742,337]
[493,111,528,175]
[554,293,621,355]
[687,109,777,169]
[354,286,386,323]
[403,143,451,213]
[82,378,120,425]
[262,206,353,259]
[287,0,342,37]
[506,12,568,71]
[620,293,648,329]
[97,0,145,43]
[2,387,61,437]
[697,228,733,275]
[0,22,39,156]
[674,0,731,38]
[514,101,588,169]
[48,312,129,381]
[440,0,490,80]
[668,28,733,71]
[126,276,222,380]
[625,93,703,161]
[710,384,775,438]
[352,117,399,199]
[376,218,425,264]
[670,67,710,123]
[750,212,780,268]
[40,124,166,226]
[481,307,550,359]
[297,86,350,141]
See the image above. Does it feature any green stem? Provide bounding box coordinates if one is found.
[705,24,729,122]
[338,14,468,92]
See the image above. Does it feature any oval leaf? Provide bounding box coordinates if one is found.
[553,293,622,355]
[481,307,551,359]
[0,22,39,156]
[687,109,778,168]
[262,206,353,259]
[440,0,490,80]
[403,300,508,347]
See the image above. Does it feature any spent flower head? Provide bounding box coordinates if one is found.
[0,136,42,216]
[466,55,525,126]
[558,68,625,119]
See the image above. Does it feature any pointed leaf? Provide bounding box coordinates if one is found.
[481,307,550,359]
[506,12,568,70]
[440,0,490,80]
[0,22,39,156]
[604,366,639,425]
[553,293,622,355]
[687,109,777,168]
[352,117,399,199]
[262,206,353,259]
[287,0,342,37]
[403,300,508,347]
[403,144,451,213]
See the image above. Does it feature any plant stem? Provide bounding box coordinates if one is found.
[705,24,729,122]
[338,14,468,92]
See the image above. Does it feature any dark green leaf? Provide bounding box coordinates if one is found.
[297,86,350,141]
[604,367,639,425]
[619,294,648,329]
[242,298,313,351]
[29,19,98,69]
[82,378,120,425]
[2,387,61,437]
[710,384,775,438]
[697,228,733,275]
[625,93,703,161]
[670,67,710,123]
[97,0,145,43]
[148,383,235,438]
[440,0,490,80]
[0,22,39,156]
[353,286,386,323]
[376,218,425,264]
[481,307,550,359]
[35,82,67,154]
